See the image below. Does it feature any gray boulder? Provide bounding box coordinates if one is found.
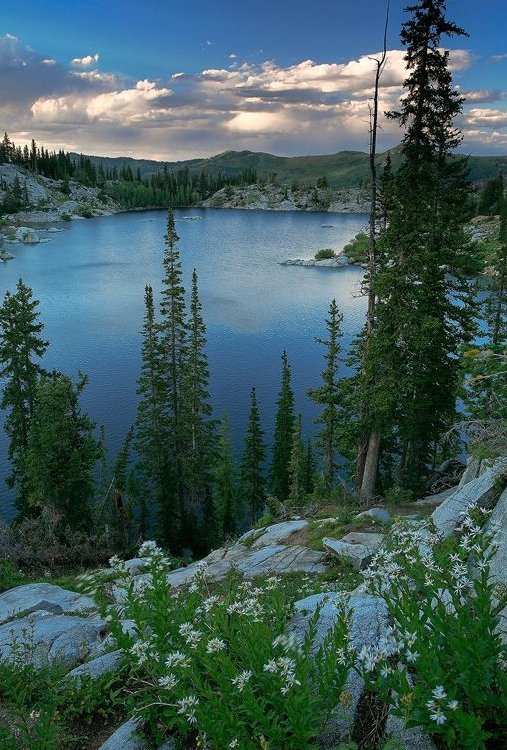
[323,532,384,571]
[355,507,391,525]
[385,715,437,750]
[65,649,122,682]
[432,459,507,537]
[458,455,482,488]
[0,614,107,668]
[290,592,389,742]
[237,519,308,549]
[96,718,176,750]
[0,583,96,625]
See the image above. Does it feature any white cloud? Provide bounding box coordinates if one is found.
[465,107,507,129]
[41,58,56,65]
[71,53,99,67]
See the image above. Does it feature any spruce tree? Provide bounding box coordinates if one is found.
[240,387,266,524]
[270,350,295,501]
[135,285,174,541]
[288,413,304,506]
[302,440,315,495]
[0,279,48,513]
[358,0,478,494]
[23,371,100,529]
[486,197,507,346]
[214,414,238,538]
[183,269,216,548]
[158,211,188,548]
[308,299,343,491]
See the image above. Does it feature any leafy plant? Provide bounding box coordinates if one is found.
[99,542,353,750]
[314,248,336,260]
[357,515,507,749]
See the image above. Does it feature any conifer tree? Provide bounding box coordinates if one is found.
[135,284,174,540]
[240,387,266,524]
[158,211,188,547]
[486,197,507,346]
[0,279,48,513]
[23,371,100,529]
[270,350,295,501]
[288,413,304,506]
[302,440,315,495]
[214,414,238,537]
[182,269,216,546]
[308,299,343,490]
[358,0,478,494]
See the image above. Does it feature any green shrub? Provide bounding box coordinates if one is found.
[357,514,507,749]
[343,232,369,262]
[100,542,353,749]
[60,213,71,222]
[314,247,336,260]
[77,204,93,218]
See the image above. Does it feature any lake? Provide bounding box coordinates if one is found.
[0,207,368,521]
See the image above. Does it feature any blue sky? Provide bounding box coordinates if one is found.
[1,0,507,159]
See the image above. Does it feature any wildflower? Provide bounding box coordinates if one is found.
[405,649,419,663]
[177,695,199,724]
[232,669,253,692]
[166,650,190,669]
[447,699,459,711]
[430,708,446,725]
[263,659,278,673]
[158,674,179,690]
[138,540,160,557]
[206,637,226,654]
[229,741,239,748]
[432,686,447,700]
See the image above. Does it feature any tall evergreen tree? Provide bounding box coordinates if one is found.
[270,350,295,501]
[183,269,216,547]
[357,0,478,494]
[135,285,174,541]
[288,413,304,506]
[302,440,316,495]
[23,371,100,529]
[0,279,48,513]
[240,387,266,524]
[308,299,344,490]
[158,211,188,548]
[485,197,507,346]
[214,414,238,538]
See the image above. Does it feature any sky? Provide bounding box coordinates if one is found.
[1,0,507,160]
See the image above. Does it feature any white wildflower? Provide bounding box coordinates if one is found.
[231,669,253,692]
[158,674,179,690]
[432,685,447,700]
[206,637,226,654]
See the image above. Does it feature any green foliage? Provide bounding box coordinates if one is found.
[241,387,267,524]
[308,299,344,490]
[288,413,304,506]
[359,515,507,750]
[478,173,504,216]
[214,414,239,537]
[343,232,369,262]
[354,0,479,494]
[22,371,101,529]
[100,545,353,750]
[314,248,336,260]
[0,279,49,511]
[270,351,295,502]
[77,203,93,218]
[383,484,414,506]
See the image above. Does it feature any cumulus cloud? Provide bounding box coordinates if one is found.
[465,108,507,129]
[2,33,505,158]
[71,53,99,67]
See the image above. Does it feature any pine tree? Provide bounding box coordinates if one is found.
[358,0,478,494]
[288,413,304,506]
[214,414,238,538]
[135,284,174,541]
[240,387,266,524]
[308,299,343,490]
[302,440,315,495]
[270,350,295,501]
[23,371,100,529]
[0,279,48,513]
[158,211,188,548]
[182,269,216,548]
[486,197,507,346]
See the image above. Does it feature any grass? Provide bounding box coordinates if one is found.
[0,560,87,595]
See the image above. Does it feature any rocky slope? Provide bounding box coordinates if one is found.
[1,454,506,748]
[201,183,371,213]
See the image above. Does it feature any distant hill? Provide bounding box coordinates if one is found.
[70,148,507,188]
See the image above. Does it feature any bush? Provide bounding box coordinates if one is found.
[314,248,336,260]
[0,506,126,576]
[343,232,369,262]
[77,204,93,218]
[357,514,507,749]
[98,543,353,750]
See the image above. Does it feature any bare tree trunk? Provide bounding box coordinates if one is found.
[355,2,389,497]
[361,431,381,498]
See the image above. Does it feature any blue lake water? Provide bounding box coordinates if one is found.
[0,207,368,521]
